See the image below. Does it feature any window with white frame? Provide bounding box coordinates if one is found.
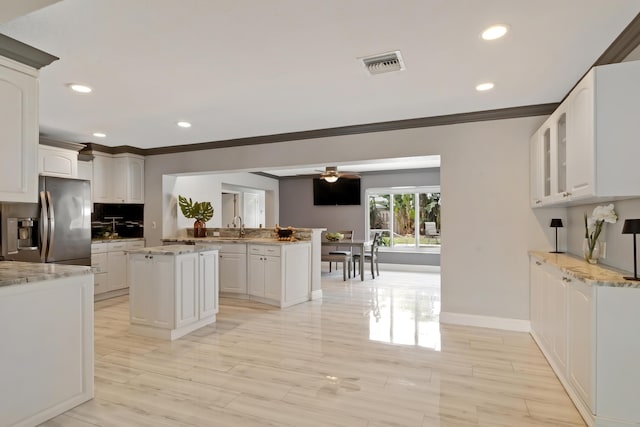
[366,186,440,251]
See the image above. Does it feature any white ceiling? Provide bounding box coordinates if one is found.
[1,1,639,155]
[265,156,441,177]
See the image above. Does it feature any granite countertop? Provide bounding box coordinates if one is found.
[529,251,640,288]
[162,237,311,245]
[92,237,145,244]
[0,261,92,288]
[127,244,222,256]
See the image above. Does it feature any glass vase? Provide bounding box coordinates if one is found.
[582,238,601,264]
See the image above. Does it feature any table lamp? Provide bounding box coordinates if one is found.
[621,219,640,281]
[550,218,563,253]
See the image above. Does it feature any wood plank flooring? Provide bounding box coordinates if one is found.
[41,269,585,426]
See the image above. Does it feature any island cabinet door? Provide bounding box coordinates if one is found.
[199,250,219,319]
[247,254,265,297]
[175,253,199,328]
[129,254,174,328]
[263,255,282,302]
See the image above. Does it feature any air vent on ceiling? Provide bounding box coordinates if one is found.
[361,50,405,75]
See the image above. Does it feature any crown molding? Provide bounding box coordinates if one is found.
[0,34,58,69]
[594,12,640,65]
[143,103,558,156]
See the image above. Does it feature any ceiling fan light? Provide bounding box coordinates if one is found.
[323,175,339,183]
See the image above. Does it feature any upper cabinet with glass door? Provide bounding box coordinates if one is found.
[530,103,568,207]
[530,60,640,207]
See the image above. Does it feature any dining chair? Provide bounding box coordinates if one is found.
[328,230,353,262]
[321,230,353,280]
[352,232,381,279]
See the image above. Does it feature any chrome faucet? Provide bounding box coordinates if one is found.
[233,216,245,238]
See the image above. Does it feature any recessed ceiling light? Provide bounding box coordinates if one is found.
[177,121,191,128]
[92,132,106,138]
[482,24,509,41]
[68,83,92,93]
[476,82,495,91]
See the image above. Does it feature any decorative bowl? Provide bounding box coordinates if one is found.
[325,232,344,241]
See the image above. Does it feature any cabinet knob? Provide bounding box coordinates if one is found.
[562,277,572,282]
[536,261,542,266]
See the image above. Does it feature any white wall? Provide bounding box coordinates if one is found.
[145,115,562,323]
[158,172,278,238]
[566,198,640,273]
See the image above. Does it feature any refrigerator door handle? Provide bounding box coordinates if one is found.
[39,191,49,262]
[46,191,55,260]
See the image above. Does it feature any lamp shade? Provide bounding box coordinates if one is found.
[622,219,640,234]
[550,218,563,227]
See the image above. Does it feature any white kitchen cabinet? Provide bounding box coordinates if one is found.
[530,258,567,373]
[530,60,640,207]
[530,252,640,427]
[248,245,282,300]
[38,144,78,178]
[247,243,310,308]
[92,152,144,203]
[92,239,144,299]
[175,253,199,328]
[123,154,145,203]
[92,153,112,203]
[128,247,219,340]
[219,244,247,294]
[529,130,543,207]
[567,279,594,410]
[0,57,38,203]
[107,249,127,291]
[199,250,219,319]
[129,253,174,328]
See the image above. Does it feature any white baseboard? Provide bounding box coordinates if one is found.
[440,311,531,332]
[310,289,323,300]
[378,263,441,273]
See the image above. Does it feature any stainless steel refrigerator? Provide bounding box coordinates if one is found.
[0,176,91,265]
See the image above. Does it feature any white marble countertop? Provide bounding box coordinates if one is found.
[529,251,640,288]
[127,244,221,256]
[0,261,92,287]
[162,237,311,245]
[91,237,145,244]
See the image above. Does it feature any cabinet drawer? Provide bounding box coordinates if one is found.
[220,243,246,254]
[126,240,145,250]
[91,243,108,254]
[249,245,280,257]
[91,253,108,272]
[263,246,281,257]
[108,242,128,252]
[94,272,108,295]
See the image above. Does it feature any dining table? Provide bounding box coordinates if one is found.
[321,239,370,281]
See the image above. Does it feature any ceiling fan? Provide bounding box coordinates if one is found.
[318,166,361,183]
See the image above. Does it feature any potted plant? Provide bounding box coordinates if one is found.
[178,195,214,238]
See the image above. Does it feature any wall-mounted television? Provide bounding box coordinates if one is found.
[313,178,361,205]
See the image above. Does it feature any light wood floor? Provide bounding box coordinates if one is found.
[41,269,585,426]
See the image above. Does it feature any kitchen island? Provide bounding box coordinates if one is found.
[163,236,312,308]
[127,244,220,340]
[0,262,94,427]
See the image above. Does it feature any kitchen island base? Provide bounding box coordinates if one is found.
[128,245,219,341]
[129,315,215,340]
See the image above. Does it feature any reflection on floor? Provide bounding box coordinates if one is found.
[41,268,585,426]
